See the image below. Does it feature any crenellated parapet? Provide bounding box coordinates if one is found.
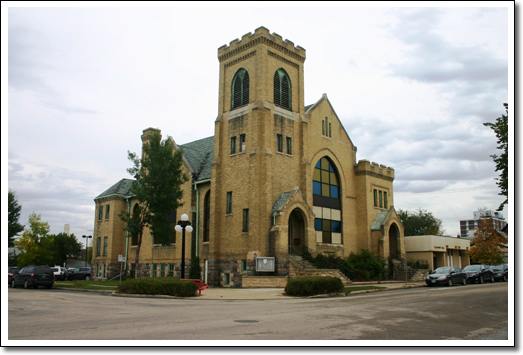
[354,159,395,181]
[218,26,306,63]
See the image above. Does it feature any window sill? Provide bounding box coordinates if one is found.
[285,154,293,157]
[276,151,284,155]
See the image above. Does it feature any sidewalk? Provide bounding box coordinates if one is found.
[110,281,426,300]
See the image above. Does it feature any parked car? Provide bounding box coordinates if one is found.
[51,266,68,281]
[8,267,21,286]
[11,265,54,289]
[67,267,92,281]
[490,263,508,282]
[462,264,495,284]
[426,266,467,287]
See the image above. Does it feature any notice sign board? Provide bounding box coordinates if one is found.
[256,257,275,272]
[118,255,126,262]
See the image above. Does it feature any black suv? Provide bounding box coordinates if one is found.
[11,265,54,289]
[8,267,21,286]
[462,264,495,284]
[67,267,92,281]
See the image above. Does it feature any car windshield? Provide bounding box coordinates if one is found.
[434,267,451,274]
[491,266,504,271]
[463,265,481,271]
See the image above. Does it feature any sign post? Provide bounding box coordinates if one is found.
[118,255,126,284]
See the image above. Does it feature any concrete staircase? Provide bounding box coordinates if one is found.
[390,259,428,282]
[289,255,352,286]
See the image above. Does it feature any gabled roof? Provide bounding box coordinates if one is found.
[180,136,214,181]
[371,210,390,231]
[95,178,135,200]
[272,191,296,216]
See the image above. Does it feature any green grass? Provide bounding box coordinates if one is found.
[53,280,121,290]
[344,286,386,293]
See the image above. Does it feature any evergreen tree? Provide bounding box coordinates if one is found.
[8,189,24,247]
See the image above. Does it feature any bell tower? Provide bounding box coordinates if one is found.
[209,27,308,278]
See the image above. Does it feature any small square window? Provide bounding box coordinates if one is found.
[224,273,230,286]
[241,260,247,272]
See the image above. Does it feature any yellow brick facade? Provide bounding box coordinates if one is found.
[92,27,404,286]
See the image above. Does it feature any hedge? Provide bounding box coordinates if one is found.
[285,276,344,296]
[116,277,198,297]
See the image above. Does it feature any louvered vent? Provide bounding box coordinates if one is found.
[273,69,291,110]
[232,69,249,109]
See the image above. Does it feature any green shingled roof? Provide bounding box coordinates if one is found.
[180,136,214,181]
[272,190,295,215]
[371,210,389,231]
[95,178,135,200]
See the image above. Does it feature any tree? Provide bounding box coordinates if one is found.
[15,213,54,266]
[8,189,24,247]
[468,218,508,264]
[51,233,83,267]
[119,132,189,272]
[397,208,445,236]
[484,103,508,211]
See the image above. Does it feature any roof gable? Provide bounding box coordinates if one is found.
[180,136,214,181]
[95,178,135,200]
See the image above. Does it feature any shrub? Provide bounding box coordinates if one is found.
[189,256,201,279]
[117,277,198,297]
[285,276,344,296]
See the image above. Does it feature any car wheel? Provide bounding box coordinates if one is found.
[479,275,484,284]
[85,275,91,281]
[24,280,29,289]
[503,275,507,282]
[447,278,452,287]
[11,280,16,288]
[462,277,467,286]
[490,275,495,283]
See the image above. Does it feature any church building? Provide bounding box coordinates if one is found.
[92,27,405,286]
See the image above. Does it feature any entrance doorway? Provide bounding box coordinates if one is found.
[389,223,400,259]
[288,208,306,255]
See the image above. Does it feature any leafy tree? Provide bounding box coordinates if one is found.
[15,213,54,266]
[468,218,508,264]
[398,208,445,236]
[189,256,201,279]
[51,233,83,267]
[8,189,24,247]
[119,131,189,271]
[484,103,508,211]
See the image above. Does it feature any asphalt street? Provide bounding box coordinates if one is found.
[6,282,511,345]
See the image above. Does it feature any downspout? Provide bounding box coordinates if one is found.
[125,197,130,272]
[194,182,200,257]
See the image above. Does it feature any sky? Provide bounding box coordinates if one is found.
[4,3,514,245]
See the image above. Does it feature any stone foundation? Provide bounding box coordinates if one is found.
[242,276,289,288]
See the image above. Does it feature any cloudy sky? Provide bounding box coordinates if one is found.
[4,3,513,244]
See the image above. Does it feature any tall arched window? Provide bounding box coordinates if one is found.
[313,157,342,244]
[231,68,249,109]
[131,203,140,245]
[274,68,291,110]
[203,191,210,242]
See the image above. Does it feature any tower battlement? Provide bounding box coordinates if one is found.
[218,26,306,63]
[355,159,395,180]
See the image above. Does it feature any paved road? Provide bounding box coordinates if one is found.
[7,282,510,344]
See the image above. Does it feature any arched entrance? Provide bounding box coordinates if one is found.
[288,208,306,255]
[389,223,400,259]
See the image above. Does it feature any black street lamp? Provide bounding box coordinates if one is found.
[174,214,193,279]
[82,235,92,267]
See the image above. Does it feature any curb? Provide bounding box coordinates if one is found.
[52,287,115,293]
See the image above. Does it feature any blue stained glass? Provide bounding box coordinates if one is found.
[315,160,321,168]
[315,219,322,231]
[332,220,342,233]
[330,185,339,198]
[329,163,334,172]
[313,181,322,195]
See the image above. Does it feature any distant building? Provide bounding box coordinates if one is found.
[405,235,470,271]
[459,208,507,239]
[64,224,70,236]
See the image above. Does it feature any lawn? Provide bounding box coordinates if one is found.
[53,280,121,290]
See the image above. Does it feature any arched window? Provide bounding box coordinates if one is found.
[231,68,249,109]
[274,68,291,110]
[203,191,210,242]
[313,157,342,244]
